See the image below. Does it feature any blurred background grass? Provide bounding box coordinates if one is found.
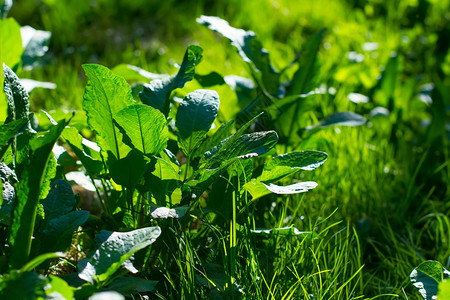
[7,0,450,297]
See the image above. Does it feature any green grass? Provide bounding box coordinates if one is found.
[4,0,450,298]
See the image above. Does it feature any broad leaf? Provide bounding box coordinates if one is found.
[44,275,75,300]
[192,120,234,159]
[107,277,158,295]
[0,162,16,224]
[306,111,366,130]
[259,151,328,182]
[40,210,90,253]
[0,118,28,160]
[41,179,76,220]
[438,281,450,300]
[149,205,188,219]
[176,89,220,140]
[195,72,225,87]
[20,25,51,68]
[112,64,167,82]
[114,104,168,156]
[9,120,68,269]
[62,127,104,175]
[82,64,134,160]
[141,157,181,207]
[264,181,318,194]
[205,131,278,169]
[243,180,317,199]
[0,18,23,69]
[78,226,161,284]
[0,271,46,299]
[108,149,150,189]
[410,260,450,300]
[286,30,324,95]
[197,16,279,95]
[139,45,203,115]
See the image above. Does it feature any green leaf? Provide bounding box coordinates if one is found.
[139,45,203,115]
[108,149,150,189]
[438,280,450,300]
[250,226,320,239]
[149,205,188,219]
[0,118,28,160]
[21,252,64,272]
[205,131,278,169]
[44,275,75,300]
[114,104,169,156]
[264,181,318,194]
[195,72,225,87]
[306,111,366,131]
[78,226,161,285]
[0,271,46,299]
[20,25,51,68]
[112,64,167,82]
[192,120,234,159]
[176,89,220,140]
[203,112,263,162]
[82,64,134,160]
[107,277,158,295]
[197,16,279,95]
[141,157,181,207]
[9,120,68,269]
[410,261,450,300]
[286,30,324,95]
[259,151,328,182]
[40,210,89,253]
[377,54,399,107]
[90,291,125,300]
[0,18,23,69]
[41,179,76,220]
[243,180,317,199]
[0,162,16,224]
[62,127,104,174]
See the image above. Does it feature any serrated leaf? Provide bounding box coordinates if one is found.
[139,45,203,115]
[149,205,188,219]
[306,111,366,130]
[82,64,134,160]
[41,179,76,220]
[62,127,104,175]
[410,261,450,300]
[259,151,328,182]
[197,16,279,95]
[114,104,168,156]
[40,210,89,253]
[205,131,278,169]
[78,227,161,284]
[176,89,219,140]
